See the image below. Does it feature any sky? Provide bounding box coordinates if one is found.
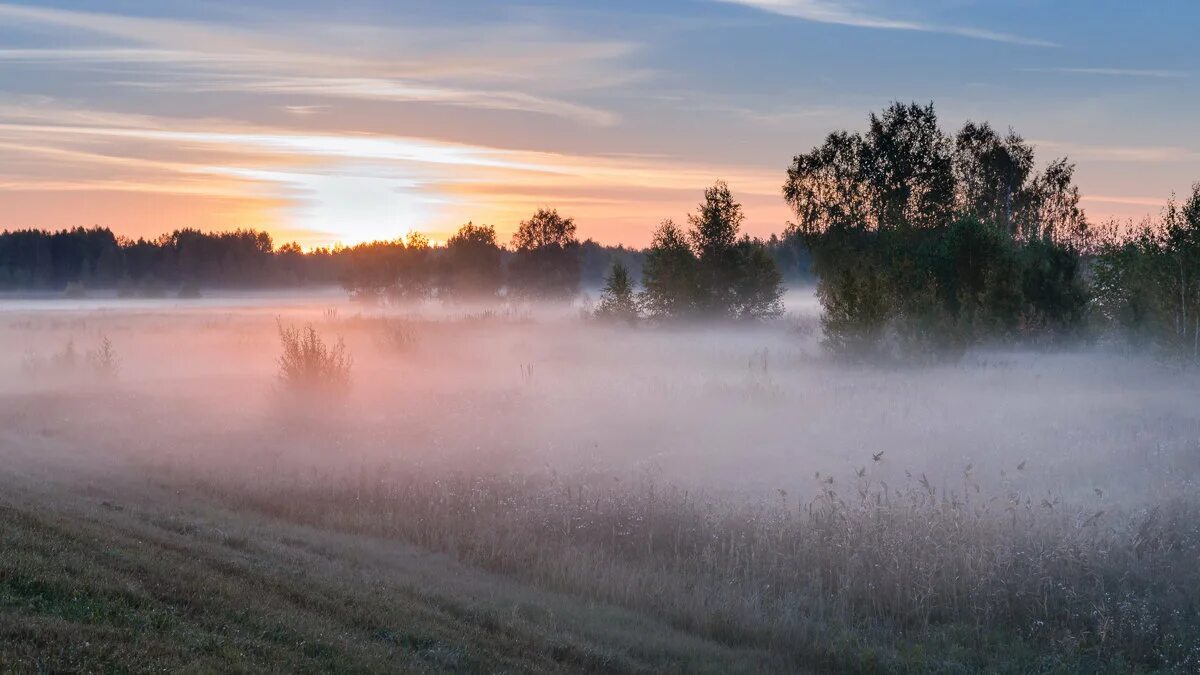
[0,1,1197,248]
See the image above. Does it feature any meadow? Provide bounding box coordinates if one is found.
[1,293,1198,672]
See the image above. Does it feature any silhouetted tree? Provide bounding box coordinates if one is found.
[731,238,785,320]
[1027,159,1088,246]
[953,122,1035,235]
[639,220,699,320]
[684,182,785,320]
[443,222,503,300]
[508,208,580,300]
[339,239,405,303]
[784,103,1091,359]
[594,260,639,324]
[689,181,745,315]
[1095,184,1200,359]
[392,231,434,302]
[865,102,956,230]
[785,102,955,234]
[579,239,644,290]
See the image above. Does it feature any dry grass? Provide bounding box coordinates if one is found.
[200,461,1200,672]
[0,479,771,674]
[3,298,1200,672]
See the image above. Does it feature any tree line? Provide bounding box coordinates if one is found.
[4,100,1195,358]
[0,223,643,297]
[0,196,809,322]
[341,188,792,322]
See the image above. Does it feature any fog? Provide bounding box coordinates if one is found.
[5,288,1197,511]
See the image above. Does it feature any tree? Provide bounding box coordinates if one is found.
[1026,159,1088,245]
[508,208,581,300]
[784,131,872,234]
[392,231,433,302]
[688,181,744,315]
[864,102,956,230]
[784,103,1091,360]
[731,238,785,320]
[784,102,956,234]
[953,122,1035,235]
[594,260,639,324]
[339,239,405,303]
[443,222,503,300]
[639,220,698,320]
[685,181,785,319]
[1096,184,1200,359]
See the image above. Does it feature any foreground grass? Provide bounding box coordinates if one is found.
[212,466,1200,674]
[0,483,775,673]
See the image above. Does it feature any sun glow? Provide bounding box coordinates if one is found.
[215,166,440,247]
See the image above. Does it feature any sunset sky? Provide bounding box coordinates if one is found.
[0,1,1197,248]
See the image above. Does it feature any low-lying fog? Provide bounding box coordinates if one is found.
[3,288,1197,511]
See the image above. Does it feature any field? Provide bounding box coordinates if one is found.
[2,293,1198,673]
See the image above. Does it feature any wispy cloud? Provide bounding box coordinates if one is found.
[1081,194,1168,207]
[0,100,785,244]
[0,2,630,126]
[710,0,1057,47]
[115,75,619,127]
[1033,140,1198,163]
[1021,67,1189,79]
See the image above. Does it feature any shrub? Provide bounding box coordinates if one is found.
[87,336,120,379]
[276,321,352,395]
[63,281,87,299]
[594,260,639,324]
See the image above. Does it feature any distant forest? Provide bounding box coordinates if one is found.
[3,101,1198,359]
[0,214,813,299]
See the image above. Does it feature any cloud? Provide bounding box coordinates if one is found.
[114,75,619,127]
[1032,140,1198,163]
[0,101,786,244]
[0,2,629,126]
[1022,67,1189,79]
[1080,194,1167,207]
[711,0,1057,47]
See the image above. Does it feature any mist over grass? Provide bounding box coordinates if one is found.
[2,291,1199,671]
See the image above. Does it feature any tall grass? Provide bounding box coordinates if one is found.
[210,462,1200,672]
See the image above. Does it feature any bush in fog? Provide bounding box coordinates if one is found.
[593,260,639,324]
[21,336,119,380]
[53,338,79,371]
[87,336,120,379]
[276,322,352,395]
